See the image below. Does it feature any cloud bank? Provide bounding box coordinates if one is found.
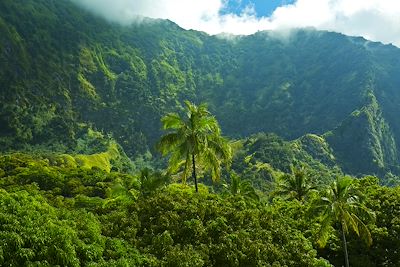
[72,0,400,47]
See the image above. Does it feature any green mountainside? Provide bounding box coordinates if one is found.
[232,133,341,190]
[1,0,400,179]
[325,92,399,176]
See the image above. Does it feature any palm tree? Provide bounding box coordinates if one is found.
[158,101,232,192]
[105,168,169,206]
[224,171,259,202]
[104,174,139,207]
[139,168,170,196]
[313,176,375,267]
[275,166,315,201]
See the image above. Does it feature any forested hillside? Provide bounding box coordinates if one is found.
[1,0,400,178]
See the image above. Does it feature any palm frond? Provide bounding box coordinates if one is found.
[274,167,315,201]
[313,175,374,249]
[161,113,184,130]
[159,100,232,191]
[201,147,221,181]
[158,132,184,155]
[316,214,333,247]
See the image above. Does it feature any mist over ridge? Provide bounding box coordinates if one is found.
[71,0,400,47]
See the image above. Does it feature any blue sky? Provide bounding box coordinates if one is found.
[221,0,296,17]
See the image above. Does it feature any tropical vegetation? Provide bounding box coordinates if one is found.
[0,151,399,266]
[313,176,375,267]
[1,0,400,266]
[158,101,232,192]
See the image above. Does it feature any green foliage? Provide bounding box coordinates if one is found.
[274,166,316,201]
[312,176,375,267]
[0,152,336,266]
[74,142,120,173]
[0,189,104,266]
[345,177,400,266]
[158,101,232,191]
[0,153,136,198]
[138,167,170,196]
[1,0,400,180]
[78,72,99,100]
[137,184,327,266]
[1,151,400,266]
[223,171,260,202]
[325,93,399,177]
[1,0,400,265]
[314,177,375,246]
[232,133,341,192]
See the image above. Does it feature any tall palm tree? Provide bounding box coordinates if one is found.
[313,176,375,267]
[275,166,315,201]
[158,101,232,192]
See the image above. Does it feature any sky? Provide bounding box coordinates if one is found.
[73,0,400,47]
[220,0,295,17]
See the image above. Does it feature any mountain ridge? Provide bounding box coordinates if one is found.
[1,0,400,180]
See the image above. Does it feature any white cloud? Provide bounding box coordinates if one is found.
[72,0,400,47]
[269,0,400,46]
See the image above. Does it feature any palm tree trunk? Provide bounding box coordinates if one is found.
[192,153,198,192]
[341,222,349,267]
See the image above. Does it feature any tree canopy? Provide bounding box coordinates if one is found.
[313,176,375,267]
[158,101,232,192]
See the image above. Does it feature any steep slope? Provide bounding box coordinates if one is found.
[325,92,398,176]
[1,0,400,177]
[210,31,371,139]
